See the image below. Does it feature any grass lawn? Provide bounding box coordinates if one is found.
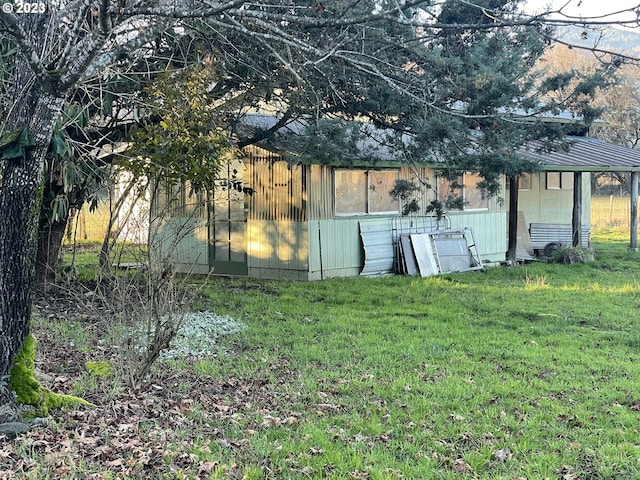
[6,230,640,479]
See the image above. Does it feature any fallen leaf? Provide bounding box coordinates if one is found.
[198,460,217,473]
[493,447,511,462]
[452,458,473,473]
[309,445,324,455]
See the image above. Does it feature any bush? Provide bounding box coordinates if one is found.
[550,246,595,264]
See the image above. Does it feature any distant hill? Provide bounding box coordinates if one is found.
[555,25,640,55]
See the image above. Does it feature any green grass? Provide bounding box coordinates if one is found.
[23,230,640,479]
[177,230,640,479]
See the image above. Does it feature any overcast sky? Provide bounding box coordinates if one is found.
[524,0,640,22]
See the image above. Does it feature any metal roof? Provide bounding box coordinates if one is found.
[241,114,640,172]
[520,136,640,172]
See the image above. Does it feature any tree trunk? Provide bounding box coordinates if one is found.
[0,174,40,403]
[630,171,638,251]
[34,218,69,291]
[0,11,66,386]
[0,94,63,385]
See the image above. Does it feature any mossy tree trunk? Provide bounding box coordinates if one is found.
[0,13,66,393]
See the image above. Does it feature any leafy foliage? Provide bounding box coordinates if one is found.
[125,66,231,190]
[389,179,421,215]
[42,117,106,224]
[0,127,33,162]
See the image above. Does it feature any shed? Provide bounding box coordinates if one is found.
[155,122,640,278]
[512,136,640,259]
[154,145,508,279]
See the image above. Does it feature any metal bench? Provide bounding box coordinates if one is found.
[529,223,590,253]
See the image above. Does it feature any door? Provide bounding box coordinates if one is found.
[209,160,248,275]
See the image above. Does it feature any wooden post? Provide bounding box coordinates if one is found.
[609,195,613,226]
[630,171,638,251]
[507,175,519,264]
[572,171,582,248]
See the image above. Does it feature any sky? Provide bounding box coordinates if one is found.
[524,0,640,23]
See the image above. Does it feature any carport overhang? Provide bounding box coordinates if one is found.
[511,137,640,260]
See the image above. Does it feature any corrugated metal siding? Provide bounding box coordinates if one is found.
[153,180,207,218]
[248,148,307,221]
[359,217,442,276]
[529,223,590,249]
[308,164,333,220]
[359,219,395,276]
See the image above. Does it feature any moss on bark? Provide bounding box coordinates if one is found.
[9,334,92,416]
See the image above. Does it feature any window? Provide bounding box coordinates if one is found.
[335,170,367,214]
[335,169,399,215]
[437,173,489,211]
[546,172,574,190]
[369,171,400,213]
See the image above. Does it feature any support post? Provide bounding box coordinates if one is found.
[572,171,582,248]
[630,171,638,251]
[507,175,519,264]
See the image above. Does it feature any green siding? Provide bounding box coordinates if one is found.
[246,220,310,279]
[153,217,210,274]
[447,212,507,263]
[308,218,363,279]
[518,173,591,225]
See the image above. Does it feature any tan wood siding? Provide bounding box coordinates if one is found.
[308,164,333,220]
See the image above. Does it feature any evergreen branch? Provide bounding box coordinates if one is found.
[236,110,293,148]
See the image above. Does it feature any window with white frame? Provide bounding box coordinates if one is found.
[335,169,400,215]
[437,172,489,211]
